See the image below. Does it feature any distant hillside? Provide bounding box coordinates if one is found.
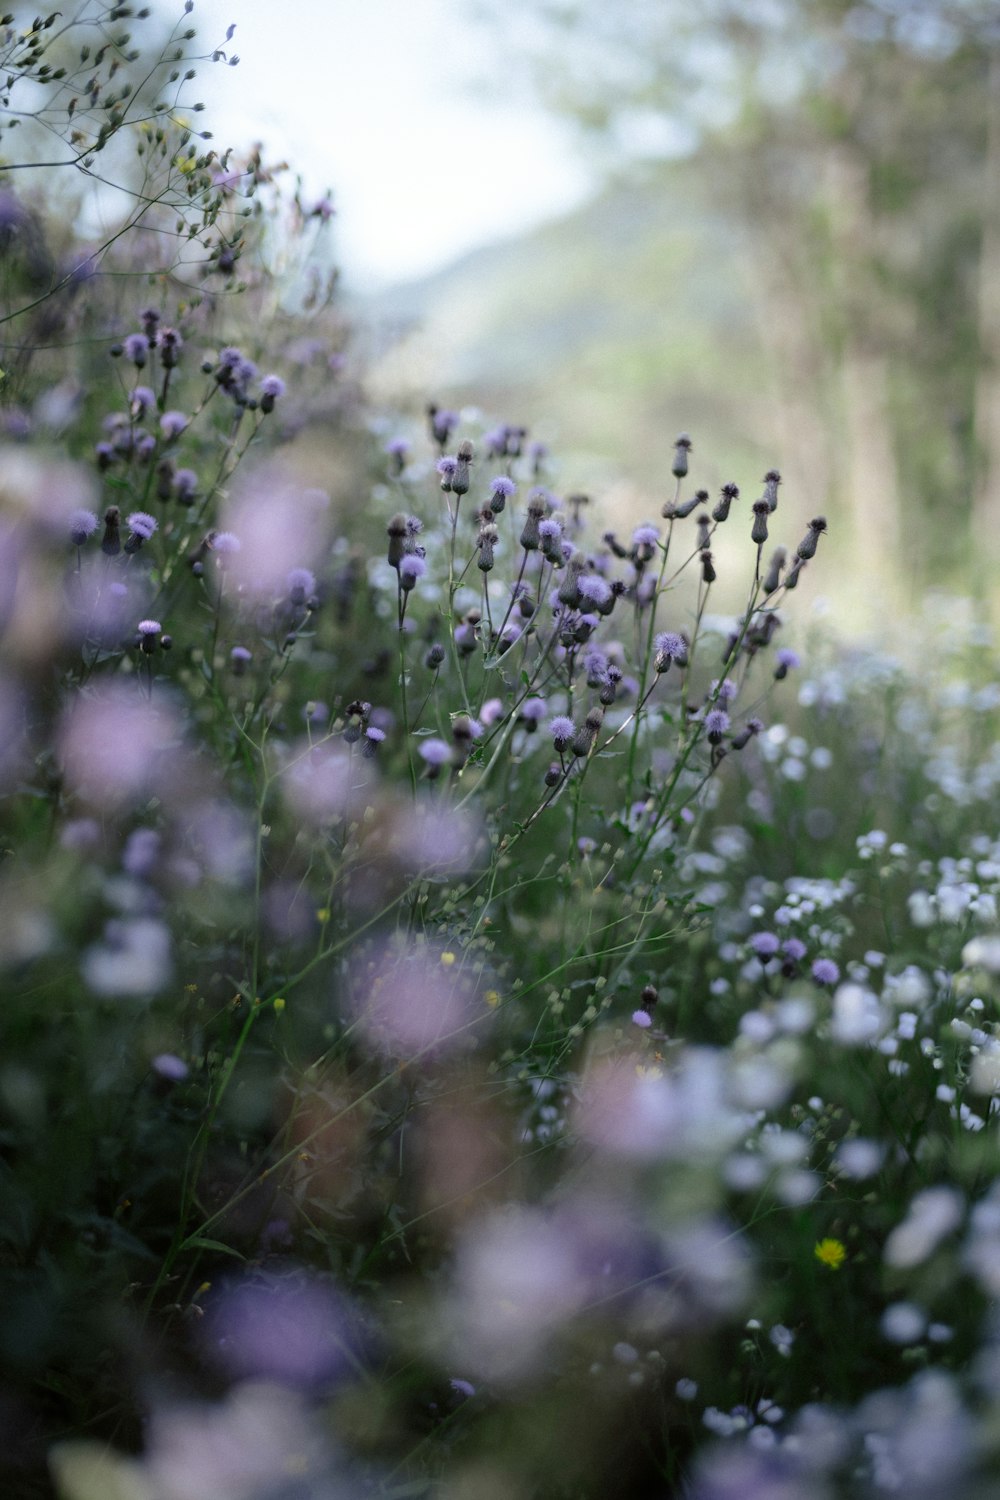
[355,163,802,528]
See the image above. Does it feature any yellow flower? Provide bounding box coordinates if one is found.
[484,989,501,1008]
[814,1237,846,1270]
[440,951,456,967]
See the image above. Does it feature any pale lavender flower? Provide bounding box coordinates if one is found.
[212,531,241,555]
[69,508,98,545]
[419,738,452,768]
[632,1010,653,1029]
[654,631,687,670]
[705,708,730,742]
[199,1271,362,1389]
[159,410,188,439]
[750,932,781,962]
[130,385,155,416]
[549,715,574,753]
[82,916,172,996]
[151,1052,188,1082]
[399,554,426,590]
[123,332,149,366]
[812,958,840,985]
[287,566,316,602]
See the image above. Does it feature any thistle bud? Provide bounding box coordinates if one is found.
[544,762,562,788]
[675,488,708,522]
[762,469,781,512]
[732,716,763,751]
[671,433,692,478]
[557,552,585,608]
[520,492,547,551]
[101,505,121,556]
[796,516,827,561]
[477,520,499,572]
[700,549,716,585]
[452,439,474,497]
[572,705,604,758]
[386,512,408,569]
[425,643,445,670]
[751,500,770,546]
[762,546,787,596]
[696,514,712,551]
[784,558,804,591]
[712,482,739,525]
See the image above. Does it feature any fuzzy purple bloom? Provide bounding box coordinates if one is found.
[632,1009,653,1029]
[69,508,99,545]
[419,738,452,767]
[137,619,161,637]
[812,958,841,985]
[212,531,241,555]
[260,374,285,399]
[750,931,781,959]
[549,715,574,752]
[705,708,730,741]
[127,511,158,541]
[782,937,807,962]
[123,332,149,366]
[490,476,516,500]
[159,410,188,439]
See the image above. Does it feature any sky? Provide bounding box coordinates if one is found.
[189,0,595,290]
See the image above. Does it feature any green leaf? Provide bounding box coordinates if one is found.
[185,1236,246,1260]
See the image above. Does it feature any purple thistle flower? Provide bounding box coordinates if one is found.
[123,332,149,366]
[490,475,516,500]
[654,631,687,671]
[362,726,386,760]
[518,696,547,727]
[156,327,183,367]
[130,385,156,416]
[260,374,285,413]
[399,554,426,590]
[151,1052,189,1082]
[287,567,316,602]
[230,645,252,675]
[775,647,801,681]
[419,738,452,770]
[437,455,458,491]
[750,931,780,961]
[385,435,410,458]
[783,937,807,962]
[704,708,730,742]
[159,410,188,439]
[127,511,158,540]
[812,958,840,985]
[212,531,241,555]
[711,677,739,703]
[578,574,612,608]
[549,715,574,753]
[632,1009,653,1029]
[174,468,198,503]
[69,508,98,545]
[632,523,659,547]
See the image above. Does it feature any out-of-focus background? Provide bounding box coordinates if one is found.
[200,0,1000,620]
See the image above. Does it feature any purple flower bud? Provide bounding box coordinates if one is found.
[231,645,252,675]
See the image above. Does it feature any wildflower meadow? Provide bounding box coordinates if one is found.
[4,5,1000,1498]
